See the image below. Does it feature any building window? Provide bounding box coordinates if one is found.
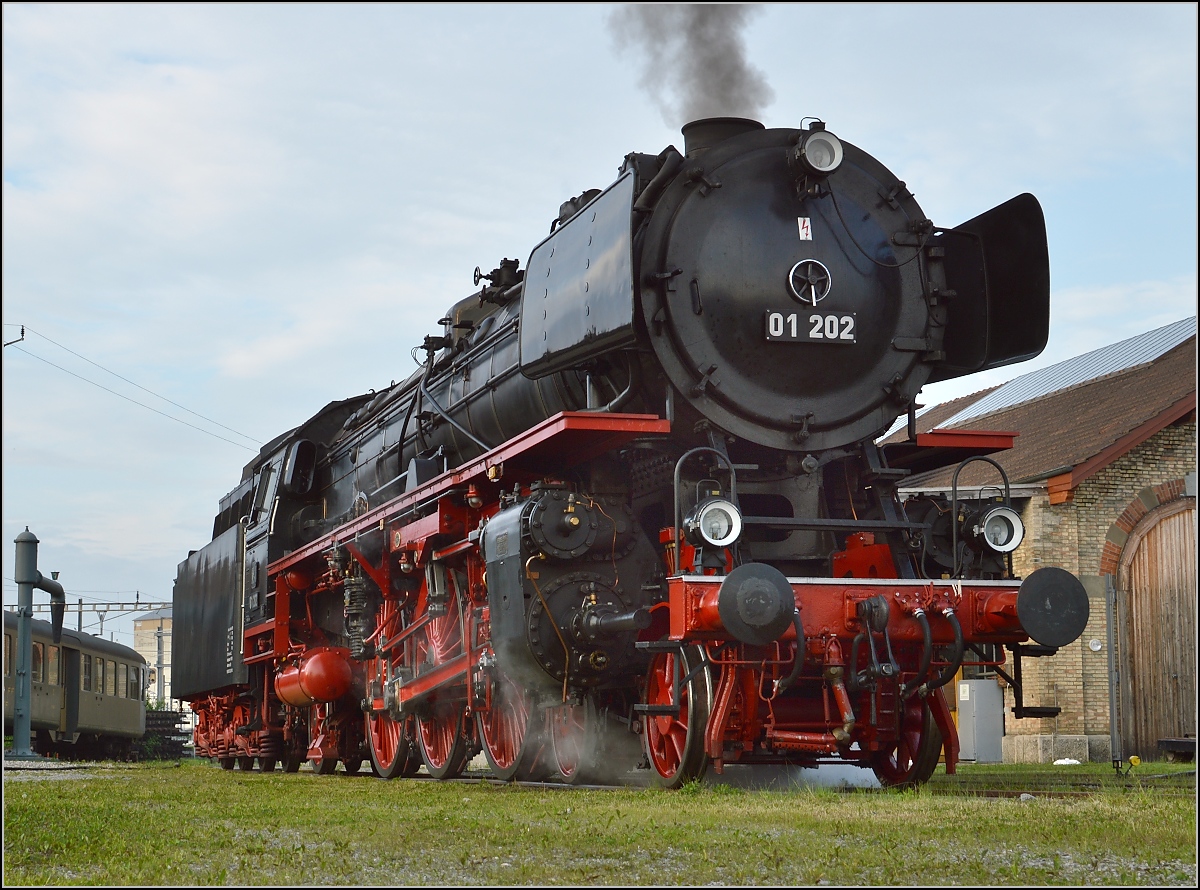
[961,642,1000,680]
[82,654,92,691]
[32,642,44,684]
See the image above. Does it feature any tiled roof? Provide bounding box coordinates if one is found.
[880,317,1197,441]
[906,386,1000,436]
[939,316,1196,428]
[897,337,1197,490]
[880,386,998,447]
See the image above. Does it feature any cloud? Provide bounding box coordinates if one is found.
[750,4,1197,224]
[1049,276,1198,354]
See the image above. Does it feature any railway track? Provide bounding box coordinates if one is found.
[9,757,1192,800]
[371,774,1198,801]
[325,764,1199,799]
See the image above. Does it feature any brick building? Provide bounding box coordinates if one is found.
[885,317,1196,763]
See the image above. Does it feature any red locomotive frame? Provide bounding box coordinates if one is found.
[189,411,1041,787]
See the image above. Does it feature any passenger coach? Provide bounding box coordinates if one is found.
[3,611,148,759]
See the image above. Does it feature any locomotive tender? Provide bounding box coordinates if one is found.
[174,117,1089,786]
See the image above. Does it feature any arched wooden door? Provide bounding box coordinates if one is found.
[1118,499,1196,760]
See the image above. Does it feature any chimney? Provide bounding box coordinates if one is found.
[681,117,764,158]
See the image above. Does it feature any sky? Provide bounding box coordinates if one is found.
[3,3,1197,650]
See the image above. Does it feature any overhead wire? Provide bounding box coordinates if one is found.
[0,583,152,597]
[0,583,165,612]
[6,343,259,452]
[9,325,262,444]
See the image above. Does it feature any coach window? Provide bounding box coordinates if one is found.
[82,654,92,691]
[96,658,105,695]
[48,645,60,686]
[4,633,11,676]
[32,642,44,683]
[107,659,117,696]
[118,663,128,698]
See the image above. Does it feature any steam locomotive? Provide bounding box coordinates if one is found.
[173,117,1088,787]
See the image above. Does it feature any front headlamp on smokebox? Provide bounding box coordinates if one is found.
[795,122,844,176]
[683,497,743,549]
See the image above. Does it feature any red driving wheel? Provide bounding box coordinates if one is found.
[643,645,711,789]
[477,667,547,781]
[549,700,593,784]
[869,693,943,788]
[414,583,469,779]
[366,600,421,779]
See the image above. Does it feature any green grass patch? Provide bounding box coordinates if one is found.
[928,760,1197,793]
[4,759,1195,885]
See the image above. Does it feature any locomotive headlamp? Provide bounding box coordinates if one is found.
[684,497,743,549]
[797,125,844,176]
[973,505,1025,553]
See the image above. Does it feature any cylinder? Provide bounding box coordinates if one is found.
[274,647,353,707]
[582,607,652,639]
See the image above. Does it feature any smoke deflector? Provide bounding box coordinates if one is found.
[928,193,1051,382]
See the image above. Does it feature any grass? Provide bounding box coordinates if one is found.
[927,759,1198,793]
[3,758,1195,886]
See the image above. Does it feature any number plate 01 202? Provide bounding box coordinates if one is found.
[765,311,856,343]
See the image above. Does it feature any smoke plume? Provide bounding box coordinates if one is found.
[608,4,774,126]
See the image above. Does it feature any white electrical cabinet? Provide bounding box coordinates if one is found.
[958,678,1004,763]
